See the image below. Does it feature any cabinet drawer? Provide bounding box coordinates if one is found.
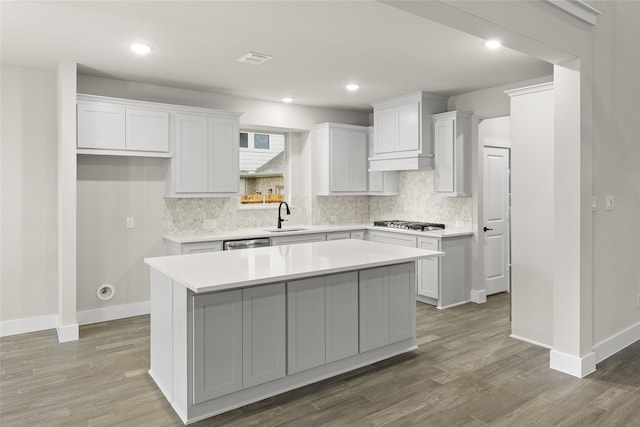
[417,237,439,251]
[181,241,223,254]
[368,231,417,248]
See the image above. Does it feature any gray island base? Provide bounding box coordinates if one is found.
[145,239,442,424]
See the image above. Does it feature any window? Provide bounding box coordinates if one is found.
[254,133,270,149]
[239,131,286,205]
[239,132,249,148]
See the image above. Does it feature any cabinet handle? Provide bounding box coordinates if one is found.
[483,226,493,232]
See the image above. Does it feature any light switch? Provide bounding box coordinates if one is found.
[592,196,597,210]
[126,217,135,229]
[605,195,615,210]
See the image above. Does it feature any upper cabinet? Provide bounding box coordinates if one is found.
[313,123,399,196]
[77,95,170,157]
[369,91,447,171]
[433,111,473,197]
[367,127,399,195]
[166,111,241,197]
[313,123,368,195]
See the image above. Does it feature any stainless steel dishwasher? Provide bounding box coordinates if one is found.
[223,238,271,250]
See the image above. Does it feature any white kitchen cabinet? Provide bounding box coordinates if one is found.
[192,290,243,403]
[368,230,417,247]
[242,283,286,388]
[287,277,326,375]
[433,111,473,196]
[369,91,447,171]
[167,112,240,197]
[77,95,170,157]
[77,101,125,150]
[324,272,359,363]
[367,127,399,195]
[270,233,326,246]
[126,108,169,152]
[417,237,439,299]
[367,229,471,308]
[359,267,390,353]
[326,230,366,241]
[350,230,365,240]
[314,123,368,195]
[388,263,416,343]
[359,263,415,352]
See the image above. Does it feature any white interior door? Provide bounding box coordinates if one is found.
[483,146,510,294]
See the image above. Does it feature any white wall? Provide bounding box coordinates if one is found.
[508,84,555,347]
[590,0,640,347]
[1,66,58,329]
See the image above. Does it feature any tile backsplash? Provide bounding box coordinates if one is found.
[369,170,472,228]
[164,170,471,233]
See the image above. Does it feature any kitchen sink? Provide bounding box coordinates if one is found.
[264,227,308,233]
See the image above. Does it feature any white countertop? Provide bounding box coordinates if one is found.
[164,223,473,244]
[145,239,443,294]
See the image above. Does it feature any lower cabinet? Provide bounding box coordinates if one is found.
[287,272,358,374]
[242,284,286,388]
[359,263,415,352]
[270,233,326,246]
[192,283,285,404]
[192,290,243,404]
[417,237,439,299]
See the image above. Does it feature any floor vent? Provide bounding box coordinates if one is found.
[236,52,272,65]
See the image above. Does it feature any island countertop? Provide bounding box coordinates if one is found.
[145,239,443,294]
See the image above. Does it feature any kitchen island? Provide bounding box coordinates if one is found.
[145,239,442,424]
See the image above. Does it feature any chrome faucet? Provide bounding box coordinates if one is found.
[277,201,290,229]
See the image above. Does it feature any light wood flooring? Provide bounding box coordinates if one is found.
[2,293,640,426]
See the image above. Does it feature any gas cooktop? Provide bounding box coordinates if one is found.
[373,220,446,232]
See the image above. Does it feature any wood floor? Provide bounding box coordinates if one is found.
[2,293,640,426]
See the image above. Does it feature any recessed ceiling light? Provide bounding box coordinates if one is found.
[130,43,152,55]
[346,83,360,91]
[282,97,294,103]
[484,39,502,49]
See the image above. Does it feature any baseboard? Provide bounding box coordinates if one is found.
[549,349,596,378]
[0,314,57,337]
[509,334,553,349]
[593,321,640,364]
[438,300,471,310]
[471,289,487,304]
[77,300,150,325]
[57,323,79,343]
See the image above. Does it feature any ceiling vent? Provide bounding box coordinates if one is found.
[236,52,272,65]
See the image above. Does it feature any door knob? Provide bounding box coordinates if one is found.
[483,226,493,232]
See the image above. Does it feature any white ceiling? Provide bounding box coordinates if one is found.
[1,1,552,111]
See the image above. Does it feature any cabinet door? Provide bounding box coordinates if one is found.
[359,267,390,352]
[374,108,396,154]
[77,102,125,150]
[209,117,239,193]
[329,128,352,192]
[242,283,286,388]
[325,272,358,363]
[174,114,209,193]
[434,116,455,193]
[348,130,368,192]
[396,101,420,152]
[388,263,416,344]
[417,238,439,299]
[287,278,325,375]
[126,108,169,152]
[192,290,243,404]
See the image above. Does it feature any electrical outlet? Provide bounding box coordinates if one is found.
[605,195,615,210]
[330,215,337,223]
[203,219,217,230]
[592,196,597,211]
[636,294,640,308]
[126,217,135,229]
